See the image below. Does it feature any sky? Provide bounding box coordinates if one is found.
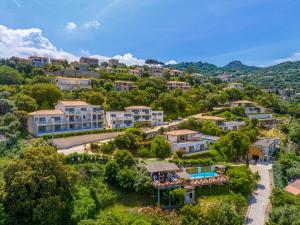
[1,0,300,66]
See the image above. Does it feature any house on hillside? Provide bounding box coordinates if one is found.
[167,81,190,91]
[227,83,244,92]
[28,56,49,67]
[28,100,104,137]
[164,129,208,153]
[113,81,136,92]
[79,57,99,67]
[248,138,280,161]
[54,77,92,90]
[284,179,300,195]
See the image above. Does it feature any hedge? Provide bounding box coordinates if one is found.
[42,128,125,139]
[273,162,285,188]
[169,158,215,167]
[182,150,217,159]
[65,152,111,164]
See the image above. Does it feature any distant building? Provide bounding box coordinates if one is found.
[169,69,183,76]
[148,65,164,76]
[71,62,90,71]
[128,67,144,76]
[50,59,66,66]
[113,81,136,92]
[167,81,190,91]
[28,100,104,137]
[230,100,277,128]
[278,88,296,99]
[227,83,244,92]
[54,77,92,90]
[106,106,163,128]
[108,59,119,67]
[193,114,246,131]
[248,138,280,161]
[28,56,49,67]
[164,129,208,153]
[79,57,99,67]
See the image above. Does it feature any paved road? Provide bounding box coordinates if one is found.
[245,163,273,225]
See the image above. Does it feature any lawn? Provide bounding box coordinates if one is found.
[195,184,232,203]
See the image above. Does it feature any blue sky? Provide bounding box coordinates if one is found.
[1,0,300,66]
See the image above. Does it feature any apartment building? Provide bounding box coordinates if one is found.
[28,100,104,137]
[227,83,244,92]
[79,57,99,67]
[167,81,190,91]
[164,129,208,153]
[50,59,66,66]
[148,65,164,76]
[28,56,49,67]
[108,59,119,67]
[106,106,163,128]
[105,111,133,129]
[114,81,136,92]
[54,77,92,90]
[128,67,144,76]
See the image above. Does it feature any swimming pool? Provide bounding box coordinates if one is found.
[189,171,218,179]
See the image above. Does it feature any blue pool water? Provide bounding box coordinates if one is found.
[189,171,218,179]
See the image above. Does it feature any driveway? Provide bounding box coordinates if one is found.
[245,163,273,225]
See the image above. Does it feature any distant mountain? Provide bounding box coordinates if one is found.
[222,60,259,72]
[166,61,219,74]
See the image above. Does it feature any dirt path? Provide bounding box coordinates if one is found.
[245,163,273,225]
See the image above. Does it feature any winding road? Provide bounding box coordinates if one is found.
[245,163,273,225]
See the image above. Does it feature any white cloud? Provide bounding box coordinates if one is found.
[91,53,145,66]
[0,24,145,66]
[65,22,77,32]
[12,0,21,7]
[166,60,177,65]
[84,20,101,29]
[0,25,78,61]
[273,50,300,64]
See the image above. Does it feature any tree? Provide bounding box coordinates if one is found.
[81,91,104,106]
[113,150,135,168]
[0,66,22,85]
[104,160,119,183]
[151,135,171,159]
[12,94,38,112]
[104,81,113,92]
[133,169,152,194]
[3,146,76,225]
[267,205,300,225]
[0,99,14,115]
[171,188,186,209]
[227,166,257,196]
[27,83,62,108]
[116,167,136,192]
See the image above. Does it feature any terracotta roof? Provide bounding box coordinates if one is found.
[28,56,49,59]
[284,179,300,195]
[125,105,151,110]
[193,114,225,121]
[167,81,188,84]
[231,100,256,104]
[164,129,198,136]
[144,162,179,173]
[58,100,89,106]
[29,110,64,116]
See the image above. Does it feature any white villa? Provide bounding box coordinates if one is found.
[230,100,276,128]
[54,77,92,90]
[28,100,104,137]
[167,81,190,91]
[106,106,163,128]
[164,129,208,153]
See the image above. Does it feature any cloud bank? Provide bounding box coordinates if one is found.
[0,24,175,66]
[273,50,300,64]
[65,22,77,32]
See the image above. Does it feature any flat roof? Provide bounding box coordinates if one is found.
[125,105,151,110]
[55,77,91,81]
[58,100,89,106]
[114,80,134,84]
[167,81,188,84]
[29,109,64,116]
[144,161,179,173]
[252,138,280,148]
[284,179,300,195]
[164,129,198,136]
[231,100,256,104]
[193,114,225,121]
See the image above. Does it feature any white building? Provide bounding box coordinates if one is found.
[79,57,99,67]
[28,56,49,67]
[108,59,119,67]
[164,129,208,153]
[28,100,104,137]
[227,83,244,92]
[54,77,92,90]
[147,65,164,76]
[249,138,280,161]
[167,81,190,91]
[105,111,133,129]
[114,81,136,92]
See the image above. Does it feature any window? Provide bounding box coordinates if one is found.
[39,117,46,122]
[81,108,87,111]
[190,193,193,199]
[55,125,61,131]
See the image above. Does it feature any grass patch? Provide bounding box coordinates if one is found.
[195,185,231,203]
